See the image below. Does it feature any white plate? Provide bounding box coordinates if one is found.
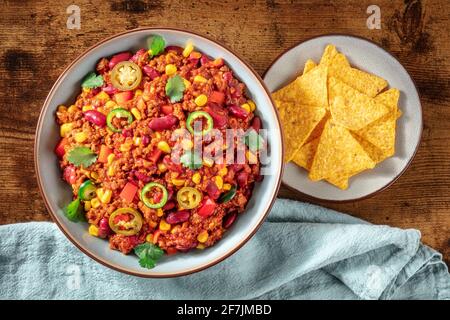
[264,35,422,202]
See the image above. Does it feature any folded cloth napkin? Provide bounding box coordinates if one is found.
[0,199,449,300]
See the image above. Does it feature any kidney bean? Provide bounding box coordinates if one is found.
[130,49,146,63]
[102,84,118,95]
[98,218,111,238]
[255,174,264,182]
[121,128,133,138]
[237,172,249,188]
[188,58,199,66]
[228,105,249,120]
[200,55,211,66]
[206,181,221,200]
[133,170,151,183]
[165,45,184,55]
[163,201,176,211]
[251,116,262,132]
[108,52,132,69]
[231,85,242,98]
[148,115,179,131]
[63,165,77,185]
[223,212,237,229]
[166,210,190,224]
[231,164,244,173]
[142,135,150,146]
[142,65,160,80]
[84,110,106,127]
[205,103,228,129]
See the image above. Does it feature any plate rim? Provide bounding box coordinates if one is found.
[263,33,423,203]
[34,27,284,277]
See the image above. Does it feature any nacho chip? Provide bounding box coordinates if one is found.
[272,64,328,108]
[309,120,375,185]
[303,59,317,74]
[275,100,327,162]
[319,44,338,66]
[292,137,320,170]
[304,112,330,144]
[326,176,349,190]
[353,88,400,160]
[329,77,389,130]
[351,133,386,163]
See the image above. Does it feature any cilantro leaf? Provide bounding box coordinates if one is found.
[81,72,104,89]
[134,243,164,269]
[180,151,203,170]
[63,198,85,222]
[244,129,264,152]
[165,74,186,103]
[148,35,166,56]
[67,146,98,167]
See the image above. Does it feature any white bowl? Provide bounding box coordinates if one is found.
[264,34,422,202]
[35,28,283,277]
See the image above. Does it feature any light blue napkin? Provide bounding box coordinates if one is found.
[0,199,449,300]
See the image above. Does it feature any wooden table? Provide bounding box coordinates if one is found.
[1,0,448,265]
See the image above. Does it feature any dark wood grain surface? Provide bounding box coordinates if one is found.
[1,0,449,264]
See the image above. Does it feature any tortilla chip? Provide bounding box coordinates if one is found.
[326,176,349,190]
[275,100,327,162]
[304,112,330,143]
[319,44,338,66]
[272,64,328,108]
[292,137,320,170]
[329,77,389,130]
[303,59,317,74]
[353,89,400,160]
[309,120,375,185]
[351,133,386,163]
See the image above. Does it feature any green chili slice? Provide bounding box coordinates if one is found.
[109,207,143,236]
[186,111,214,136]
[218,185,237,204]
[78,180,97,201]
[106,108,133,133]
[141,182,168,209]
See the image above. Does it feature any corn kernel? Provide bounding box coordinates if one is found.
[155,132,161,139]
[214,176,223,189]
[95,91,110,101]
[147,49,153,56]
[146,234,153,243]
[133,137,141,146]
[183,78,191,88]
[197,230,208,243]
[84,200,92,211]
[246,150,258,163]
[218,167,228,177]
[91,198,101,209]
[181,139,193,150]
[107,153,115,166]
[196,244,205,250]
[74,131,88,143]
[165,64,177,76]
[107,165,115,177]
[159,219,171,231]
[131,107,142,120]
[58,105,67,113]
[172,178,185,187]
[223,183,232,191]
[241,103,251,113]
[100,189,112,204]
[60,123,73,137]
[203,157,214,167]
[194,94,208,107]
[248,100,256,112]
[88,225,99,237]
[194,75,207,83]
[157,141,171,153]
[192,172,201,184]
[68,105,78,113]
[119,141,132,152]
[182,42,194,57]
[90,172,99,181]
[156,208,164,217]
[82,88,91,93]
[134,89,143,97]
[105,100,117,110]
[82,105,93,112]
[158,163,167,172]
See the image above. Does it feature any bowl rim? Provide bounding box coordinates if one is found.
[34,27,284,278]
[263,33,423,203]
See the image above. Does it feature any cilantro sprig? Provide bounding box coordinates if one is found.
[148,35,166,56]
[134,243,164,269]
[244,129,264,152]
[67,146,98,168]
[165,74,186,103]
[81,72,104,89]
[63,198,85,222]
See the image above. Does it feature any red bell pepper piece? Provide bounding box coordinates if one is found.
[198,198,217,218]
[148,149,163,163]
[55,138,69,158]
[114,91,133,104]
[98,145,113,163]
[161,105,174,115]
[209,91,225,105]
[120,182,138,203]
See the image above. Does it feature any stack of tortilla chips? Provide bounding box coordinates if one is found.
[273,44,401,190]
